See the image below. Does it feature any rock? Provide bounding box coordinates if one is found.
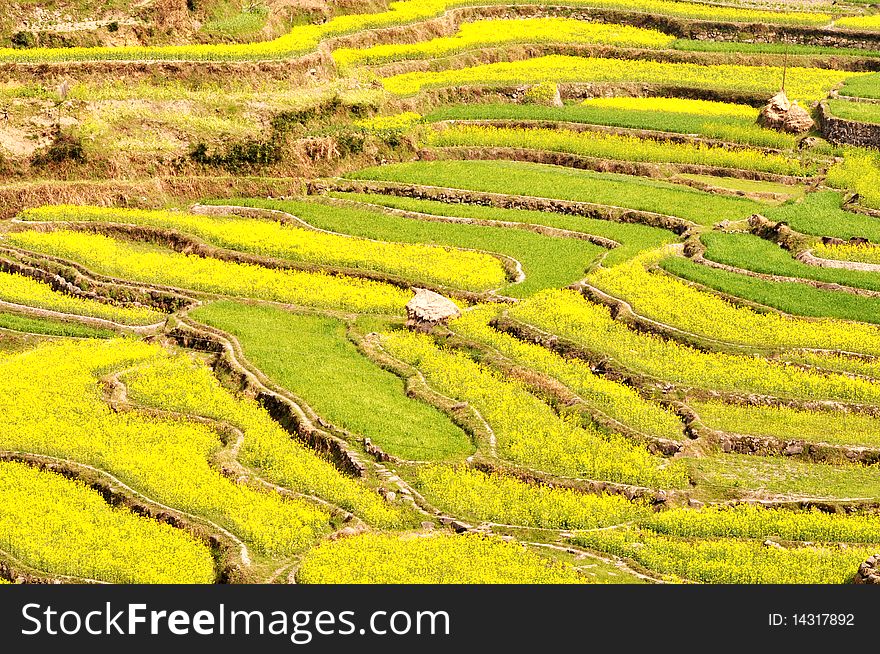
[763,539,784,550]
[451,520,472,533]
[784,104,815,134]
[384,491,397,502]
[783,442,804,455]
[405,288,461,326]
[758,90,815,134]
[798,136,819,150]
[420,521,435,531]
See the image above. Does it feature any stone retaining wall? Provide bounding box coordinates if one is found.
[818,101,880,148]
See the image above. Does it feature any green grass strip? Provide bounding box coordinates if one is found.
[425,102,797,149]
[701,231,880,293]
[344,160,762,226]
[190,301,473,461]
[0,311,114,339]
[764,192,880,242]
[215,197,606,297]
[327,191,677,266]
[661,255,880,324]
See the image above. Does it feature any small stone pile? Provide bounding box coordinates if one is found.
[758,90,815,134]
[854,554,880,584]
[405,288,461,330]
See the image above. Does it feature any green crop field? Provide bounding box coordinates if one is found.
[4,0,880,591]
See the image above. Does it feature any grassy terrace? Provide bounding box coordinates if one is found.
[426,99,799,149]
[700,231,880,293]
[326,192,678,266]
[190,302,473,462]
[123,354,406,528]
[662,256,880,325]
[344,160,763,226]
[674,174,805,201]
[827,99,880,126]
[216,197,607,297]
[0,311,114,339]
[763,192,880,242]
[380,55,859,100]
[426,124,814,175]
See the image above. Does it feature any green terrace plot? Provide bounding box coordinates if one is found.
[380,55,860,101]
[190,302,473,462]
[0,311,115,339]
[426,100,798,150]
[2,230,410,315]
[839,73,880,99]
[674,175,805,201]
[425,124,815,176]
[332,18,676,68]
[689,453,880,502]
[690,398,880,450]
[827,99,880,126]
[344,160,763,226]
[661,255,880,325]
[700,231,880,293]
[589,252,880,355]
[763,192,880,242]
[19,205,508,293]
[215,197,606,297]
[326,192,678,266]
[508,289,880,404]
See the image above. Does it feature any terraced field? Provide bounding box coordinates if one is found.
[6,0,880,586]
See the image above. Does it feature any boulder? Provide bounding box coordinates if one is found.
[405,288,461,326]
[798,136,819,150]
[758,90,815,134]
